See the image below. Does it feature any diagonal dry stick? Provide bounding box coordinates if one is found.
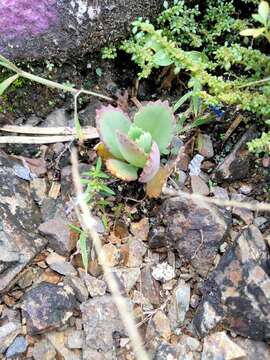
[71,148,149,360]
[0,125,99,136]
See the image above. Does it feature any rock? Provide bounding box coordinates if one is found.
[197,134,214,158]
[190,294,200,309]
[80,295,132,353]
[156,196,231,276]
[146,310,171,342]
[153,342,178,360]
[1,0,162,61]
[102,243,121,267]
[193,226,270,340]
[46,252,77,276]
[32,339,56,360]
[30,178,47,205]
[130,218,149,241]
[38,216,76,256]
[178,170,187,188]
[253,216,268,229]
[167,280,190,329]
[67,330,84,349]
[0,322,21,354]
[239,184,252,195]
[231,194,254,224]
[212,186,230,200]
[0,155,47,293]
[126,237,147,267]
[214,125,258,182]
[80,271,107,297]
[46,330,81,360]
[43,108,70,127]
[178,335,200,352]
[6,336,28,358]
[191,175,210,196]
[152,262,175,283]
[140,265,160,305]
[233,337,270,360]
[112,267,140,293]
[22,282,77,335]
[201,332,246,360]
[64,275,89,303]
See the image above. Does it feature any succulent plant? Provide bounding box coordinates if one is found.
[96,101,175,182]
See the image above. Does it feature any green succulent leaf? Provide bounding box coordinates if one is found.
[134,100,175,154]
[96,105,131,160]
[106,158,138,181]
[128,124,145,141]
[135,132,152,154]
[139,142,160,183]
[116,130,147,168]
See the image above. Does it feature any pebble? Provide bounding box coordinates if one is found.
[239,184,252,195]
[64,275,89,303]
[178,170,187,187]
[201,331,246,360]
[126,237,147,267]
[146,310,171,342]
[0,322,21,354]
[80,271,107,297]
[67,330,84,349]
[253,216,268,228]
[46,252,77,276]
[197,133,214,158]
[152,262,175,283]
[102,243,120,267]
[130,218,149,241]
[141,265,160,305]
[6,336,28,358]
[168,280,190,328]
[46,330,81,360]
[191,175,210,196]
[112,267,140,293]
[190,294,200,309]
[32,339,56,360]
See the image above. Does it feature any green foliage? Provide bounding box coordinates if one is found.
[96,101,175,182]
[247,129,270,154]
[101,46,117,60]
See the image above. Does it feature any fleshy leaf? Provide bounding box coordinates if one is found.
[128,124,145,141]
[135,132,152,154]
[134,100,175,154]
[145,166,170,198]
[96,105,131,160]
[95,142,113,161]
[139,142,160,183]
[106,158,138,181]
[116,130,147,168]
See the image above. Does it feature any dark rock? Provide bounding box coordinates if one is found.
[155,196,231,276]
[81,295,132,354]
[64,275,89,303]
[214,125,258,182]
[0,155,47,293]
[5,336,28,358]
[140,265,160,305]
[153,342,178,360]
[1,0,162,61]
[22,282,77,335]
[46,252,77,276]
[231,194,254,224]
[42,108,71,127]
[193,225,270,340]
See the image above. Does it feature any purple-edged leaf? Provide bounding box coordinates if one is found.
[106,158,138,181]
[134,100,175,154]
[96,105,131,160]
[139,142,160,183]
[116,130,147,168]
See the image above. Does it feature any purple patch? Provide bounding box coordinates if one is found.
[0,0,58,40]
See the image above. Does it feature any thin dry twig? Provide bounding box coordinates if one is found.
[164,189,270,212]
[0,125,99,137]
[71,149,149,360]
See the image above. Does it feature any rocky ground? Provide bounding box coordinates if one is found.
[0,92,269,360]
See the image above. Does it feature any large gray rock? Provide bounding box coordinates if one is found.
[0,0,162,61]
[0,154,46,293]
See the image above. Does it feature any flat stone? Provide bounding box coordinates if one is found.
[231,194,254,224]
[152,262,175,283]
[214,125,258,182]
[233,337,270,360]
[80,295,132,353]
[146,310,171,342]
[43,108,70,127]
[140,265,160,305]
[153,342,179,360]
[193,226,270,340]
[102,243,121,267]
[0,0,162,61]
[201,332,246,360]
[80,271,107,297]
[191,175,210,196]
[67,330,84,349]
[130,218,149,241]
[6,336,28,358]
[0,322,21,354]
[197,133,214,158]
[46,252,77,276]
[112,267,140,293]
[0,155,47,293]
[126,237,147,267]
[167,280,190,329]
[22,282,77,335]
[156,196,231,276]
[39,216,77,256]
[32,339,56,360]
[64,275,89,303]
[46,330,81,360]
